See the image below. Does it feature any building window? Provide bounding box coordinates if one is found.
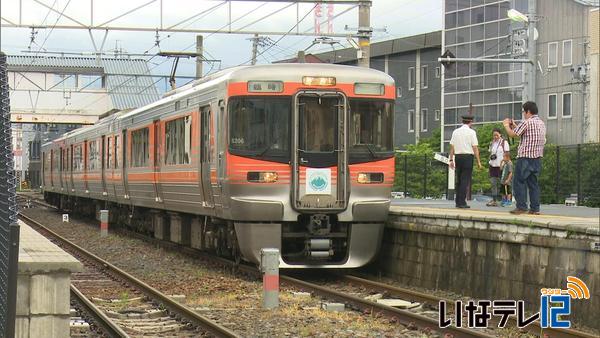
[435,109,441,121]
[131,128,149,167]
[421,108,428,132]
[164,116,192,165]
[79,74,103,90]
[562,40,572,66]
[548,94,557,119]
[408,110,415,132]
[548,42,558,68]
[397,86,402,98]
[435,67,441,78]
[421,65,428,89]
[54,74,77,89]
[408,67,415,90]
[562,92,572,118]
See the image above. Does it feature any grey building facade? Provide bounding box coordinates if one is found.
[299,32,443,148]
[442,0,599,147]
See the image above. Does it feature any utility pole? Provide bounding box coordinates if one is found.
[251,33,259,65]
[522,0,537,103]
[196,35,203,79]
[248,34,270,66]
[357,1,372,68]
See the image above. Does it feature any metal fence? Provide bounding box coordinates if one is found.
[393,143,600,208]
[0,51,20,338]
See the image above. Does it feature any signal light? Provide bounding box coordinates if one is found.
[357,172,384,184]
[247,171,278,183]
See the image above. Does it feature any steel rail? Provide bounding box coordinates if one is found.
[18,213,240,338]
[108,228,493,338]
[70,284,131,338]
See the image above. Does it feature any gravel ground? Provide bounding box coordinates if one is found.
[22,206,429,337]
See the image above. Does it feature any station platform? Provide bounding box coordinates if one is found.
[390,198,599,233]
[16,220,82,338]
[381,198,599,329]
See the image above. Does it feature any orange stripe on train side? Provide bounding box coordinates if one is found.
[227,82,396,100]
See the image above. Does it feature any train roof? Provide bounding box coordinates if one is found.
[43,64,394,148]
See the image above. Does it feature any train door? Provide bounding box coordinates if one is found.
[200,105,213,207]
[152,120,162,202]
[69,144,74,191]
[292,92,348,211]
[122,130,129,199]
[212,100,226,207]
[59,147,65,190]
[101,135,107,196]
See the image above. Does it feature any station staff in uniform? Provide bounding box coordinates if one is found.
[449,115,482,208]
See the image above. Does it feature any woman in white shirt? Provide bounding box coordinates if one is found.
[486,128,510,206]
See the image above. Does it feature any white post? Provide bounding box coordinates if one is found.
[100,209,108,237]
[260,248,279,309]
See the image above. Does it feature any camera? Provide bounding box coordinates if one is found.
[490,154,497,161]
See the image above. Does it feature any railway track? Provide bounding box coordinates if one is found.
[18,194,598,338]
[112,229,492,338]
[18,212,239,338]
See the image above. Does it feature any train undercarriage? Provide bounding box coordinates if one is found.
[43,192,382,268]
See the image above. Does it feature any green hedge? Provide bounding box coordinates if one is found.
[394,126,600,207]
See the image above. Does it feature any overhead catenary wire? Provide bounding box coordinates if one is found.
[15,0,71,90]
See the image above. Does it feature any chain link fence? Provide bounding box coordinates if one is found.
[0,51,20,338]
[394,143,600,208]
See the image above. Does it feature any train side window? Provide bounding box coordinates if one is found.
[164,115,192,165]
[114,135,120,169]
[131,128,150,167]
[89,140,99,171]
[107,137,113,169]
[73,145,83,171]
[200,106,211,163]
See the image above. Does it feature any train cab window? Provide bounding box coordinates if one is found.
[131,128,150,167]
[165,116,192,165]
[298,96,338,153]
[228,97,290,163]
[349,100,394,162]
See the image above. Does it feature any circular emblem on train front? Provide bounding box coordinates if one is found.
[308,172,328,192]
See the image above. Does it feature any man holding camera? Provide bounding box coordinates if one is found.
[502,101,546,215]
[449,115,482,209]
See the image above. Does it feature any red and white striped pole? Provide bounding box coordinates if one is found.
[100,210,109,237]
[260,248,279,309]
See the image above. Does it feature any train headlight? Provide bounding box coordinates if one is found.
[247,171,278,183]
[357,172,384,184]
[302,76,336,86]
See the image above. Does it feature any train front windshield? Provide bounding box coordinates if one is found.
[228,97,291,163]
[228,96,394,163]
[348,99,394,163]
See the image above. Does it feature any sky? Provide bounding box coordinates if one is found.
[0,0,442,78]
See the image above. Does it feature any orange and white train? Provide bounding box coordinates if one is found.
[42,63,395,268]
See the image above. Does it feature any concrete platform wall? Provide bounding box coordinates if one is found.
[378,212,600,329]
[16,222,83,338]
